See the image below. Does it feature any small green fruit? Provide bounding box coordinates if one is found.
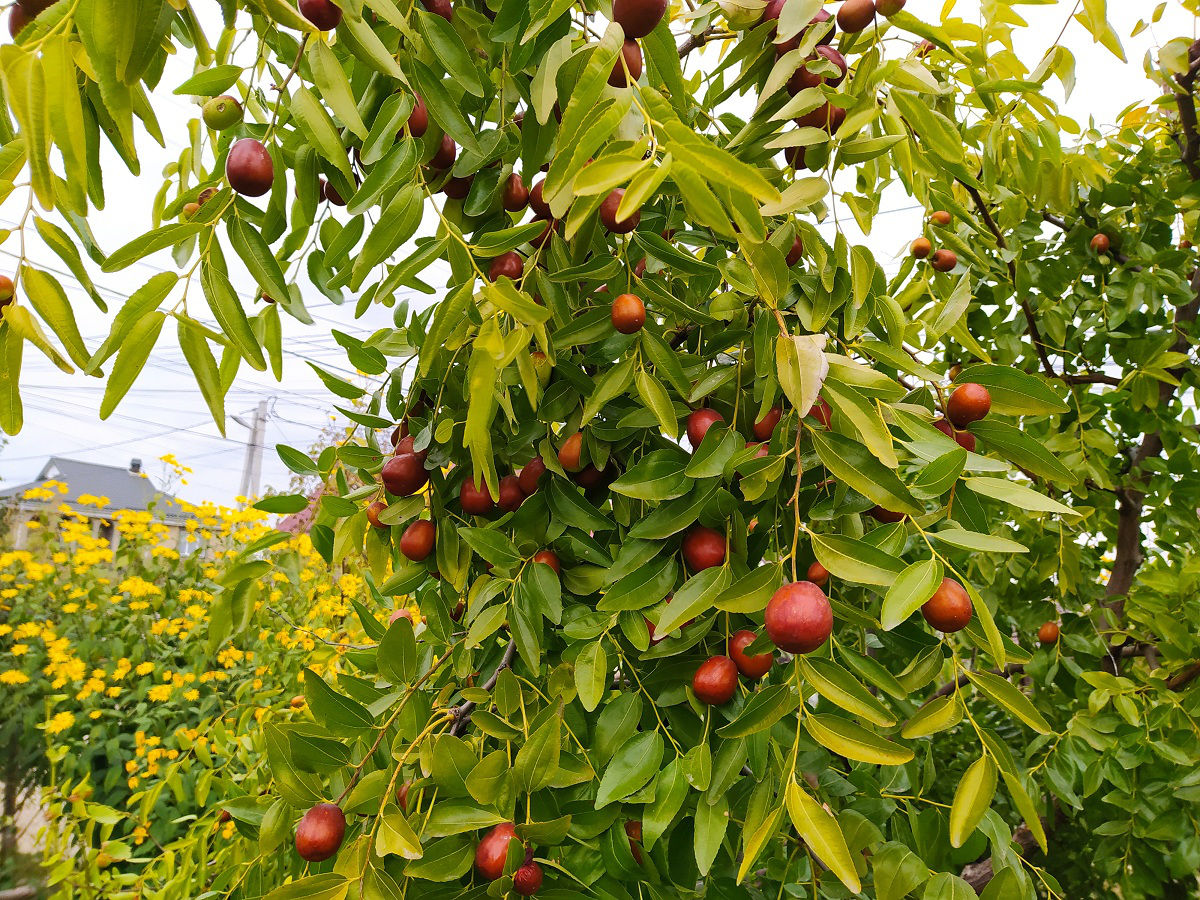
[203,95,243,131]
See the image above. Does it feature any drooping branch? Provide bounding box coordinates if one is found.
[449,640,516,736]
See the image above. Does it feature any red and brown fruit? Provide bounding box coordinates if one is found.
[294,803,346,862]
[366,501,387,529]
[503,173,529,212]
[461,478,496,516]
[399,519,435,561]
[474,822,517,881]
[532,550,561,575]
[609,39,643,87]
[558,432,584,472]
[921,578,972,632]
[1090,233,1110,253]
[692,656,738,705]
[682,525,726,571]
[686,408,725,449]
[408,95,429,137]
[513,861,544,896]
[753,405,782,440]
[498,474,525,512]
[806,560,829,587]
[599,189,640,234]
[611,293,646,334]
[226,139,274,197]
[765,581,833,653]
[519,456,547,494]
[728,630,773,680]
[612,0,667,38]
[1038,621,1060,645]
[382,453,429,496]
[946,382,990,428]
[807,396,832,428]
[910,237,932,259]
[299,0,343,30]
[430,134,456,170]
[489,251,524,281]
[930,248,957,272]
[836,0,875,33]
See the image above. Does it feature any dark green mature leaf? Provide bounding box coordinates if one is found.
[810,429,922,515]
[595,731,663,808]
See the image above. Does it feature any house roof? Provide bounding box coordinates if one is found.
[0,457,190,523]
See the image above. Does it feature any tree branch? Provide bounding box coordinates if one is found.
[1173,41,1200,180]
[678,27,718,58]
[449,640,516,736]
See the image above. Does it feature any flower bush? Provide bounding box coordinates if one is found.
[0,476,403,897]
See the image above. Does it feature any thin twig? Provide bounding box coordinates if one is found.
[449,640,517,736]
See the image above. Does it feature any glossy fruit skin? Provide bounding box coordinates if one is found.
[686,408,725,449]
[612,0,666,38]
[400,519,435,561]
[322,179,347,206]
[728,630,773,679]
[397,782,411,812]
[693,656,738,705]
[498,475,525,512]
[382,453,429,496]
[299,0,343,29]
[443,175,473,199]
[806,560,829,586]
[394,434,429,464]
[408,95,429,137]
[933,418,954,438]
[930,248,957,272]
[519,456,547,494]
[625,820,644,864]
[1090,233,1110,253]
[8,6,31,37]
[682,525,726,571]
[0,276,16,305]
[475,822,517,881]
[955,431,977,452]
[366,501,387,529]
[202,95,242,131]
[788,44,847,93]
[226,139,275,197]
[808,396,832,427]
[609,39,643,87]
[765,581,833,653]
[1038,621,1060,645]
[389,608,413,625]
[876,0,905,15]
[503,173,529,212]
[796,102,845,133]
[183,202,201,220]
[198,187,218,205]
[422,0,453,20]
[558,432,583,472]
[868,505,905,523]
[746,441,769,459]
[930,209,952,226]
[460,478,496,516]
[600,189,640,234]
[489,251,524,281]
[513,861,544,895]
[430,134,456,170]
[532,550,561,575]
[836,0,875,33]
[785,234,805,265]
[947,382,991,428]
[921,578,973,632]
[529,180,551,218]
[910,237,932,259]
[294,803,346,862]
[753,406,782,440]
[611,293,646,334]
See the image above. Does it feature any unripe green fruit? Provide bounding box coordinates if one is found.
[202,95,243,131]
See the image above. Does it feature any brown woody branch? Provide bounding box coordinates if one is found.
[1173,41,1200,180]
[678,27,720,59]
[449,640,516,736]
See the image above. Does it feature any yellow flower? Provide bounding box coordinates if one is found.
[125,760,138,773]
[0,670,29,685]
[183,689,199,702]
[106,686,121,698]
[88,710,102,720]
[62,603,79,613]
[147,685,172,702]
[11,644,28,656]
[135,662,154,676]
[45,711,75,734]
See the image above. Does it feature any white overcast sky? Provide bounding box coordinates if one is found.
[0,1,1193,504]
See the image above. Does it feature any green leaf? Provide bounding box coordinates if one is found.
[575,641,607,712]
[174,64,243,96]
[880,558,943,631]
[229,215,289,304]
[87,272,176,373]
[797,658,895,727]
[265,874,349,900]
[955,364,1068,415]
[900,695,964,739]
[406,58,481,156]
[804,713,914,765]
[872,842,930,900]
[776,333,827,418]
[714,563,782,613]
[930,528,1028,554]
[99,310,164,418]
[177,318,226,435]
[202,262,266,371]
[822,379,897,468]
[655,567,730,635]
[582,355,636,424]
[949,755,997,848]
[515,711,562,793]
[303,668,374,732]
[810,532,905,587]
[102,223,204,272]
[810,429,922,516]
[643,759,687,849]
[289,87,353,180]
[595,731,663,809]
[376,810,423,859]
[717,684,801,738]
[784,779,861,893]
[635,369,678,440]
[600,556,676,612]
[610,449,690,501]
[417,9,483,97]
[968,670,1052,734]
[307,39,367,139]
[694,792,728,876]
[968,419,1076,484]
[962,477,1076,517]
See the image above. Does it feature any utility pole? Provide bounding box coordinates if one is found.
[234,400,269,503]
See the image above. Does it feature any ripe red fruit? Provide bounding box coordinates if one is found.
[921,578,972,632]
[753,406,782,441]
[625,820,644,864]
[519,457,547,494]
[513,861,544,895]
[876,0,905,15]
[503,173,529,212]
[692,656,738,705]
[389,608,413,625]
[609,39,643,87]
[932,418,954,438]
[422,0,453,20]
[785,233,805,265]
[294,803,346,862]
[497,475,525,512]
[946,382,991,428]
[0,275,15,307]
[474,822,517,881]
[8,6,31,37]
[611,293,646,334]
[489,251,524,281]
[529,180,551,218]
[868,506,905,523]
[382,453,429,496]
[807,396,832,428]
[955,431,977,453]
[910,237,932,259]
[746,441,769,459]
[806,560,829,586]
[532,550,561,575]
[395,434,429,464]
[1038,621,1060,645]
[599,189,640,234]
[299,0,342,30]
[558,433,583,472]
[226,139,274,197]
[443,175,473,199]
[1090,233,1110,253]
[788,45,847,93]
[686,408,725,449]
[682,525,726,571]
[400,519,435,561]
[930,209,952,227]
[612,0,666,38]
[408,95,428,137]
[930,248,957,272]
[461,478,496,516]
[728,630,773,680]
[430,134,456,170]
[397,781,411,812]
[836,0,875,33]
[765,581,833,653]
[366,501,387,529]
[321,179,347,206]
[796,102,845,134]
